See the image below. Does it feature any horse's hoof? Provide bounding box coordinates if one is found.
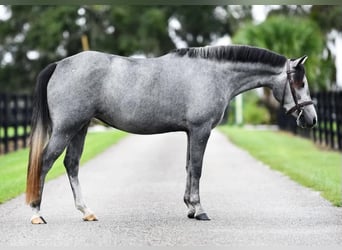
[83,214,98,221]
[195,213,211,221]
[187,210,195,219]
[31,216,47,224]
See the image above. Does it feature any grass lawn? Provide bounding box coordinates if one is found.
[0,129,127,204]
[220,126,341,207]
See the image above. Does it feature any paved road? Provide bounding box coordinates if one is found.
[0,130,341,246]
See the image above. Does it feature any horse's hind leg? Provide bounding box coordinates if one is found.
[30,131,71,224]
[63,124,97,221]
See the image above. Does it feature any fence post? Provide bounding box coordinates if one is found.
[312,92,317,143]
[323,91,328,147]
[13,94,19,151]
[0,93,3,154]
[3,94,9,153]
[337,92,342,150]
[23,94,30,148]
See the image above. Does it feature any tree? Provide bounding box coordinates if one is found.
[267,5,340,88]
[0,5,253,93]
[233,15,330,122]
[166,5,252,47]
[310,5,342,33]
[0,6,176,92]
[0,6,81,92]
[233,15,330,91]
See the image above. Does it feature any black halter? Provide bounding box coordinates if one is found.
[281,60,314,115]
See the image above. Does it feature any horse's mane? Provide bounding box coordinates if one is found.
[172,45,287,67]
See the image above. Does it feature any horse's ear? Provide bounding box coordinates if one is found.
[293,55,308,67]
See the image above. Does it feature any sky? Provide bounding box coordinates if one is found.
[0,5,341,86]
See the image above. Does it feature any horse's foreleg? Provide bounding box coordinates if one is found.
[187,126,211,221]
[184,132,195,218]
[30,133,70,224]
[64,124,97,222]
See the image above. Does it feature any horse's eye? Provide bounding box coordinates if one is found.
[295,81,305,89]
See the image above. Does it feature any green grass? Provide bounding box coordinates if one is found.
[220,126,341,207]
[0,129,127,203]
[0,126,30,138]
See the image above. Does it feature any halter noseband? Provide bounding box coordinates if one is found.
[281,60,314,115]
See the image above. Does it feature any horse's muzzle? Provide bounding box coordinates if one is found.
[297,110,317,129]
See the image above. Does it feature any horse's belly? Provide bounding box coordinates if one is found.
[96,107,187,134]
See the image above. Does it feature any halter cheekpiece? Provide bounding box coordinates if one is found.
[281,60,314,115]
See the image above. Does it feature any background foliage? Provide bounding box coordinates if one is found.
[0,5,251,92]
[233,15,330,91]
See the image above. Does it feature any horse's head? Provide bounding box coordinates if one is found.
[273,56,317,128]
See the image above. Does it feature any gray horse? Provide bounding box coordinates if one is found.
[26,45,317,224]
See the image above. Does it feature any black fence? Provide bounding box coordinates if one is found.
[0,93,32,154]
[278,91,342,151]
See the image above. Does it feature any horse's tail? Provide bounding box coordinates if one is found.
[26,63,57,205]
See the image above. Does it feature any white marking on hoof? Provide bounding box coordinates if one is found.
[31,215,47,224]
[83,213,98,221]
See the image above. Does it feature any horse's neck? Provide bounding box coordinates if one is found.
[224,63,286,98]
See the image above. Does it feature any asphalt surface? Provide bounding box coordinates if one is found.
[0,130,341,246]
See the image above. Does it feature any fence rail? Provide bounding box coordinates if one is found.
[278,90,342,151]
[0,93,32,154]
